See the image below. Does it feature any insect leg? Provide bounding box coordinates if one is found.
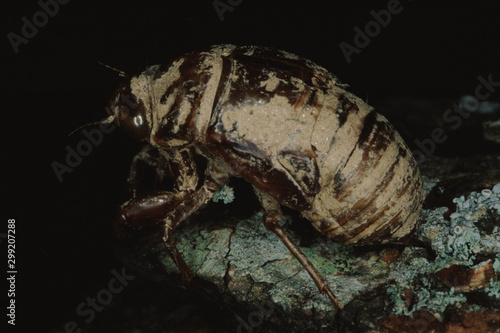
[113,190,195,283]
[160,161,228,282]
[253,187,344,310]
[162,220,195,282]
[115,190,184,239]
[163,161,228,224]
[122,147,201,281]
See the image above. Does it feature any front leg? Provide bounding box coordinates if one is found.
[117,158,228,282]
[163,160,228,225]
[115,190,185,238]
[115,189,195,282]
[159,161,228,279]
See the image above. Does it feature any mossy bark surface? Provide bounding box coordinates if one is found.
[111,155,500,332]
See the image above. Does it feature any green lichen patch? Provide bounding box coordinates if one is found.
[387,184,500,318]
[300,243,355,276]
[493,252,500,273]
[420,183,500,267]
[387,281,467,316]
[212,185,235,204]
[485,280,500,299]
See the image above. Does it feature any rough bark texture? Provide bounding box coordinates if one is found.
[109,154,500,333]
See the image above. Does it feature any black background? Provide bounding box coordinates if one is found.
[2,0,500,332]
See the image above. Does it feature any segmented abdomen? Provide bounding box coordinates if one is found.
[305,88,423,245]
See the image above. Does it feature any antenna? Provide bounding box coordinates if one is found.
[69,115,115,137]
[97,61,127,77]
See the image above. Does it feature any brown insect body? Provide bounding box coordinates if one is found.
[110,44,423,309]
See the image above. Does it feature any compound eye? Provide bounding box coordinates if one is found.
[132,115,144,127]
[118,104,150,141]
